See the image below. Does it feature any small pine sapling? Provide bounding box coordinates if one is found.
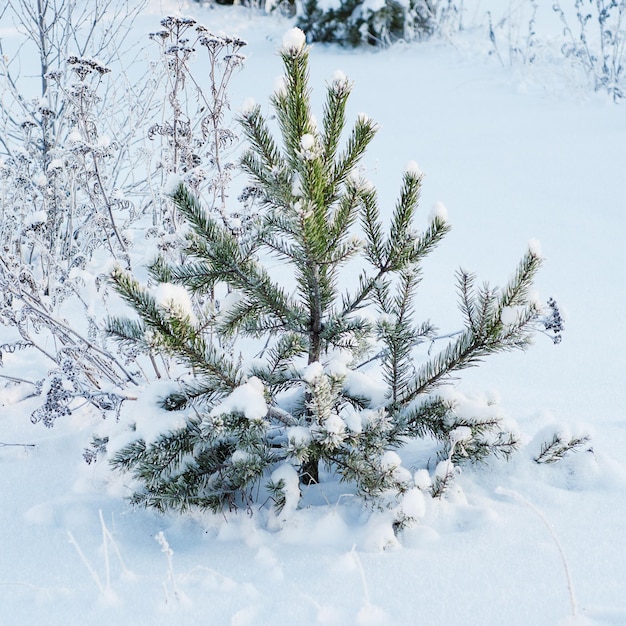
[534,432,592,464]
[108,29,555,518]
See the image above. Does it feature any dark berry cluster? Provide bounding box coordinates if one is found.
[67,56,111,80]
[543,297,564,344]
[61,358,78,383]
[83,436,109,465]
[30,376,72,427]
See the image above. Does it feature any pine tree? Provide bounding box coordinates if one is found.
[296,0,458,47]
[107,29,547,516]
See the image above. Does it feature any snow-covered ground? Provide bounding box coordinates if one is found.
[1,2,625,624]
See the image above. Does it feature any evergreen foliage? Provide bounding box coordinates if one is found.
[297,0,460,47]
[108,29,549,518]
[534,432,592,464]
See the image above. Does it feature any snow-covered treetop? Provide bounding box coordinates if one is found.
[330,69,351,95]
[281,28,307,56]
[528,238,542,258]
[405,160,423,178]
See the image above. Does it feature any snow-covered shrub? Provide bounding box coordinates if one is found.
[297,0,461,47]
[0,6,247,425]
[0,0,151,422]
[553,0,626,100]
[195,0,297,15]
[484,1,626,100]
[106,29,559,521]
[146,18,247,235]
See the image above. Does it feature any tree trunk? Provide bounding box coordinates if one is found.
[301,457,319,485]
[301,262,323,485]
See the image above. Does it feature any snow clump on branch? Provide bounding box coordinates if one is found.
[405,160,423,178]
[429,201,448,222]
[153,283,196,322]
[210,377,268,422]
[331,70,350,94]
[528,238,543,257]
[281,28,306,55]
[240,97,257,117]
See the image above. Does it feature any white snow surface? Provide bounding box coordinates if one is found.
[2,2,626,626]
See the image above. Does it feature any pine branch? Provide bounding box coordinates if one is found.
[340,271,385,317]
[498,247,543,310]
[260,231,299,262]
[248,333,307,397]
[160,380,225,411]
[219,301,296,339]
[534,433,591,464]
[321,73,351,168]
[330,115,378,191]
[238,103,284,173]
[169,183,307,330]
[457,270,479,333]
[239,151,289,210]
[395,395,454,439]
[340,213,448,321]
[106,316,148,347]
[401,246,542,403]
[361,184,386,268]
[272,49,314,170]
[325,181,362,252]
[109,268,240,394]
[320,314,371,352]
[386,170,422,265]
[110,439,147,473]
[377,271,423,404]
[408,214,451,266]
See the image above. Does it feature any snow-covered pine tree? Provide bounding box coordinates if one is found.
[107,29,546,516]
[297,0,460,47]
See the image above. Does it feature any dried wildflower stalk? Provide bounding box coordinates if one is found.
[148,17,247,233]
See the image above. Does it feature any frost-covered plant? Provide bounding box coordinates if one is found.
[553,0,626,99]
[0,1,148,273]
[0,6,247,426]
[487,0,539,67]
[0,53,131,287]
[538,297,564,344]
[106,29,557,520]
[146,17,246,235]
[296,0,461,47]
[0,0,150,422]
[191,0,296,15]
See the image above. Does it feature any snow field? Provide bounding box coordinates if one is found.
[1,2,626,624]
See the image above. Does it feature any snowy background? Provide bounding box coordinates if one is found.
[1,1,625,624]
